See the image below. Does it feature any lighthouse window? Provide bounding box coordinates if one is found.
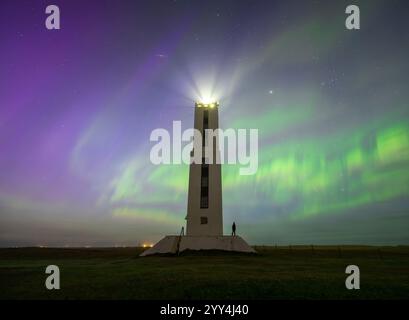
[203,110,209,128]
[200,187,209,208]
[200,217,208,224]
[200,165,209,208]
[203,110,209,147]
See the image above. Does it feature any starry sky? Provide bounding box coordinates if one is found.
[0,0,408,247]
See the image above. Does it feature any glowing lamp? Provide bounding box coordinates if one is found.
[195,101,219,108]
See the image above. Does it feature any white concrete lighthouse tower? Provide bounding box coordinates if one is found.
[140,101,255,256]
[186,101,223,236]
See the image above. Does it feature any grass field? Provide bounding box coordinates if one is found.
[0,246,408,299]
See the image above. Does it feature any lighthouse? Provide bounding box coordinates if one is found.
[186,101,223,236]
[140,101,255,256]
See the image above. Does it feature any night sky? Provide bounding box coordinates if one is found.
[1,0,408,247]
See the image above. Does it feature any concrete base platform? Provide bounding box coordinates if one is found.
[140,235,256,256]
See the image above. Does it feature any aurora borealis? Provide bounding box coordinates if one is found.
[0,0,408,246]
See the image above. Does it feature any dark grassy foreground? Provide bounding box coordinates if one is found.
[0,246,408,300]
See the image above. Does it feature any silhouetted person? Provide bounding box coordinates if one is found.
[232,222,236,236]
